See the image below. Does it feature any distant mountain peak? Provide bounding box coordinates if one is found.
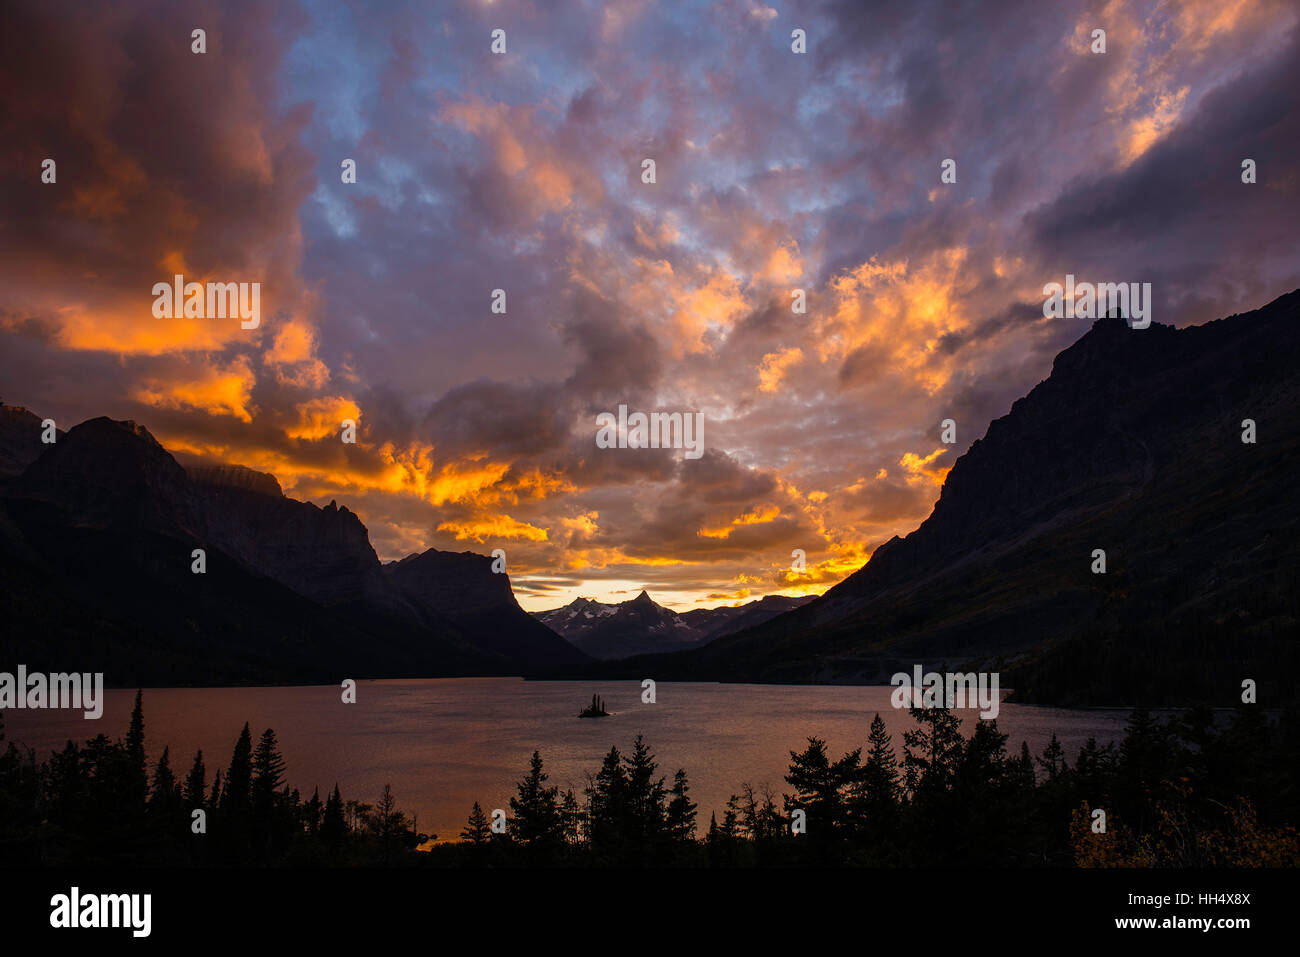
[534,589,815,660]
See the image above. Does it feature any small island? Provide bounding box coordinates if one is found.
[578,693,609,718]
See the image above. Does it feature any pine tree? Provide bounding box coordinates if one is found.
[251,728,286,816]
[738,783,783,858]
[183,750,206,807]
[586,745,627,854]
[783,736,860,854]
[859,713,902,807]
[221,723,253,815]
[509,750,564,859]
[903,705,963,800]
[247,728,289,859]
[125,689,144,753]
[124,690,148,807]
[665,768,698,844]
[747,782,767,840]
[461,801,491,845]
[304,787,323,837]
[371,783,409,860]
[208,769,223,811]
[622,734,668,853]
[321,784,345,849]
[46,740,84,828]
[723,793,741,838]
[956,719,1010,795]
[149,746,179,814]
[1014,741,1036,790]
[559,789,583,847]
[1036,733,1067,781]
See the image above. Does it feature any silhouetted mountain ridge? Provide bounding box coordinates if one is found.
[588,292,1300,706]
[386,549,588,668]
[0,415,583,683]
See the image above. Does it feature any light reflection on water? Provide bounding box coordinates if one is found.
[2,678,1134,840]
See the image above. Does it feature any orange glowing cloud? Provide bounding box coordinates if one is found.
[1120,86,1190,166]
[703,588,753,604]
[424,459,513,506]
[669,268,747,353]
[779,541,873,590]
[490,467,579,504]
[437,514,549,543]
[438,95,597,214]
[287,396,362,441]
[356,445,514,508]
[698,503,781,539]
[153,429,530,521]
[49,299,254,356]
[132,356,256,422]
[564,548,698,571]
[757,347,803,393]
[900,448,950,486]
[267,318,330,388]
[822,248,972,393]
[762,240,804,284]
[560,511,600,537]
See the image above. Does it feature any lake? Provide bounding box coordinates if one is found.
[1,678,1135,840]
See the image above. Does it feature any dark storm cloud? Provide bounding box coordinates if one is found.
[424,378,570,458]
[561,310,665,405]
[681,449,779,504]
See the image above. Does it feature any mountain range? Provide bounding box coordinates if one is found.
[0,407,586,685]
[585,292,1300,706]
[533,591,814,659]
[3,290,1297,703]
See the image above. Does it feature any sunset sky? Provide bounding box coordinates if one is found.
[2,0,1297,611]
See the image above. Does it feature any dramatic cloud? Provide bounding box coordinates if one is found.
[3,0,1297,610]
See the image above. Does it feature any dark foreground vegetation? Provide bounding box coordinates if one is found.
[2,693,1297,867]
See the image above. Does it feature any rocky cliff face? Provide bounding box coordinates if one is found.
[10,417,207,535]
[188,465,414,616]
[187,464,283,498]
[597,291,1300,705]
[385,550,589,668]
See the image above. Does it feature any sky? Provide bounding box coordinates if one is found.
[2,0,1298,611]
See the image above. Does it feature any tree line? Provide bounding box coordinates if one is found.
[1,692,1296,866]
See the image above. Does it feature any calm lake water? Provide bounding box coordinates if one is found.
[2,679,1135,840]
